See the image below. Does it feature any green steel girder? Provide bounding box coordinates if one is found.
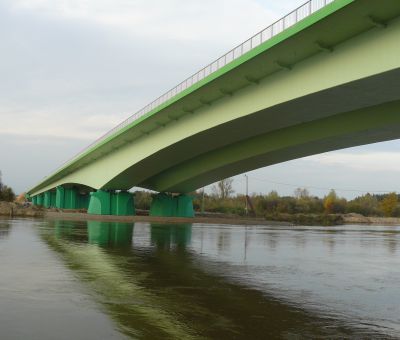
[27,0,400,196]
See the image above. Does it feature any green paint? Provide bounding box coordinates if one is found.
[88,190,111,215]
[32,196,37,205]
[150,193,194,218]
[88,190,135,216]
[56,186,65,208]
[37,193,44,206]
[50,191,57,208]
[176,195,195,218]
[150,193,174,217]
[78,193,90,210]
[44,191,51,208]
[64,187,78,209]
[111,191,135,216]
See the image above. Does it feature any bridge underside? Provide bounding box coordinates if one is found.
[27,0,400,216]
[121,69,400,193]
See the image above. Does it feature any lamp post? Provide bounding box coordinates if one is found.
[245,174,248,215]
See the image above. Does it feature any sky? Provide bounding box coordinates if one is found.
[1,0,400,199]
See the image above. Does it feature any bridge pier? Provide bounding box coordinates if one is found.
[43,191,51,208]
[36,193,44,206]
[149,193,194,218]
[87,190,135,216]
[54,186,90,210]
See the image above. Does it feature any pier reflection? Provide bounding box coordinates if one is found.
[150,223,191,250]
[87,221,134,247]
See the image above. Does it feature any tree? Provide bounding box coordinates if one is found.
[323,189,346,214]
[379,192,398,217]
[294,188,309,199]
[0,170,16,202]
[346,193,380,216]
[212,178,234,199]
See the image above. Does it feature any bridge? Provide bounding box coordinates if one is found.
[27,0,400,217]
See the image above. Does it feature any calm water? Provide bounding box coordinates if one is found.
[1,218,400,339]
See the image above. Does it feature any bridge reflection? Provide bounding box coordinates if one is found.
[87,221,134,247]
[150,224,191,250]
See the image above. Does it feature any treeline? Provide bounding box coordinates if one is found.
[195,188,400,218]
[0,171,15,202]
[135,187,400,218]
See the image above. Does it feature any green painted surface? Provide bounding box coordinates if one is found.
[111,191,135,216]
[78,193,90,210]
[88,191,134,216]
[64,187,78,210]
[150,193,174,217]
[27,0,400,197]
[56,186,65,209]
[37,194,44,206]
[50,191,57,208]
[32,196,37,205]
[88,190,111,215]
[150,193,194,218]
[44,191,51,208]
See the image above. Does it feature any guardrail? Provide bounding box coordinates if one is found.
[60,0,335,169]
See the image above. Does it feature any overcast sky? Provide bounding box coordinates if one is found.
[1,0,400,199]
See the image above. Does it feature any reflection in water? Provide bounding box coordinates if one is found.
[150,223,191,249]
[88,221,133,247]
[36,221,400,339]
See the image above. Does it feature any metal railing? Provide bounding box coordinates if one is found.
[61,0,335,170]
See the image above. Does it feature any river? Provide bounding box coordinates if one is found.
[0,217,399,339]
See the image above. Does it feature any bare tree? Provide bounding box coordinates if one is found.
[294,187,309,199]
[212,178,235,199]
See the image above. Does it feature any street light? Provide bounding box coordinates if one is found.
[245,174,248,215]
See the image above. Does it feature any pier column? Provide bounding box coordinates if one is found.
[64,187,78,209]
[88,190,135,216]
[88,190,111,215]
[50,191,57,208]
[32,195,37,205]
[56,186,65,208]
[78,193,90,210]
[37,193,44,206]
[111,191,135,216]
[44,191,51,208]
[150,193,194,218]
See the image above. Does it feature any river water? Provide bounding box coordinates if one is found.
[0,218,399,339]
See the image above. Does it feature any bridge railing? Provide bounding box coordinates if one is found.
[60,0,335,170]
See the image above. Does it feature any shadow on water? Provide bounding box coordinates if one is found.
[40,220,388,339]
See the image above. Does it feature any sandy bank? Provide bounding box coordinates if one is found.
[0,201,44,218]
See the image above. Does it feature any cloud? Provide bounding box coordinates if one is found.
[8,0,277,43]
[0,0,290,142]
[305,152,400,173]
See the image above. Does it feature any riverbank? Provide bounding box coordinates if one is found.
[0,201,44,218]
[3,201,400,226]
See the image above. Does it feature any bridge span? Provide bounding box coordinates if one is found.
[27,0,400,217]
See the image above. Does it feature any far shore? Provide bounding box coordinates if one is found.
[2,201,400,226]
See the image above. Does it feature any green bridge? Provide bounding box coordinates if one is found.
[27,0,400,217]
